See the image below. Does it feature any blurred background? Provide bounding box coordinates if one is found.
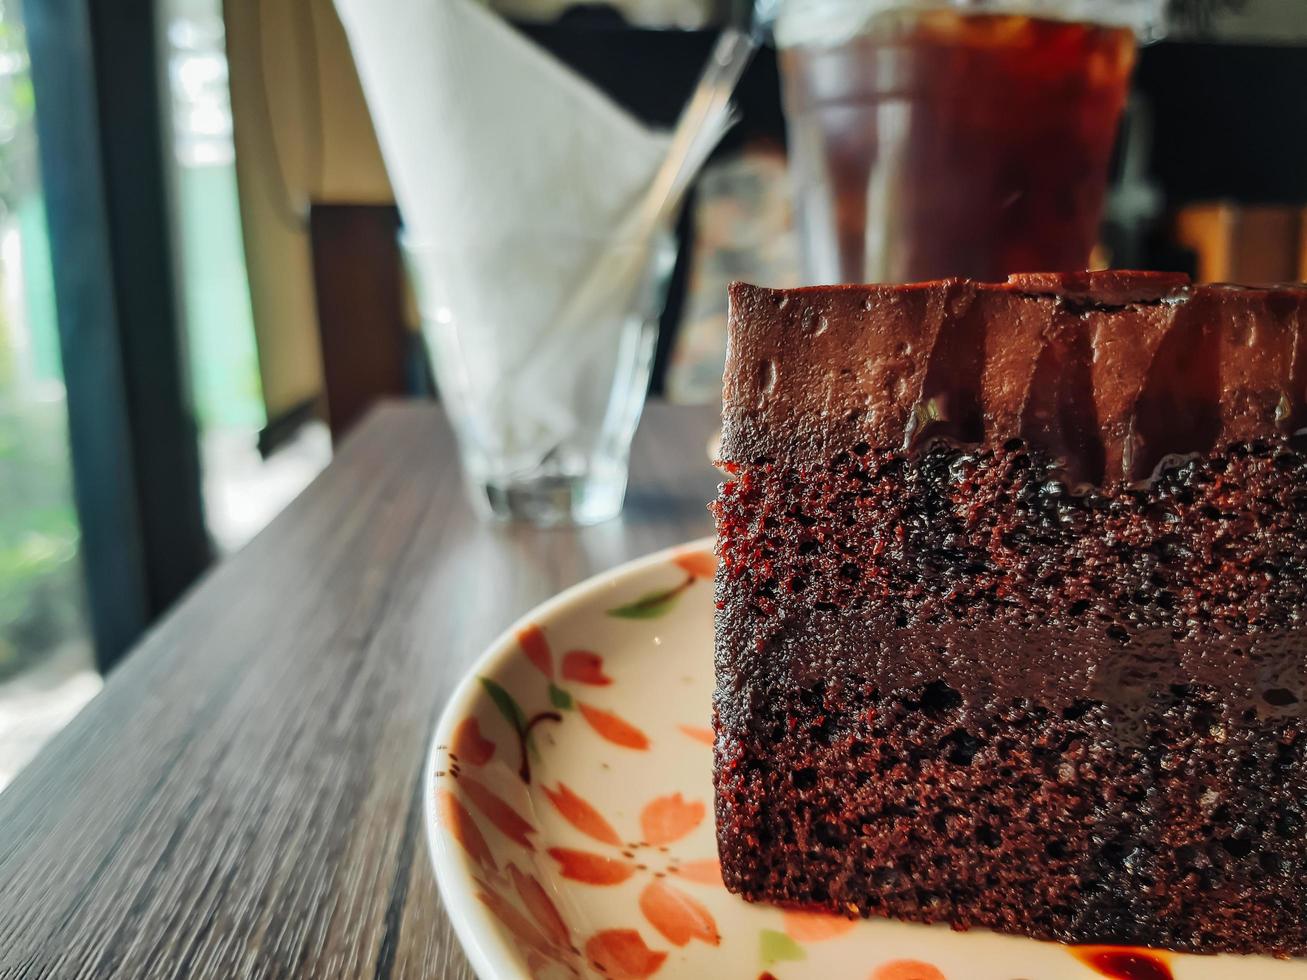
[0,0,1305,791]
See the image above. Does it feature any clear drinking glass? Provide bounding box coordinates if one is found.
[403,234,675,526]
[771,0,1164,284]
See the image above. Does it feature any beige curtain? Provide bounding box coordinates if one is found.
[223,0,392,424]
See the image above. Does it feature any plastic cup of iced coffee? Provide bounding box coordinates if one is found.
[772,0,1163,283]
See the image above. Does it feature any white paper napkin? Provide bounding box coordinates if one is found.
[334,0,668,247]
[335,0,673,465]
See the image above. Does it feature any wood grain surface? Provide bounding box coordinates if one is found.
[0,402,721,979]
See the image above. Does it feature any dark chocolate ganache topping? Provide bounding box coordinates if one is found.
[722,272,1307,486]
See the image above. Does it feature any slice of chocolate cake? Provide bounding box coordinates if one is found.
[712,271,1307,956]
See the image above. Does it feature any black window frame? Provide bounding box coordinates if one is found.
[24,0,211,671]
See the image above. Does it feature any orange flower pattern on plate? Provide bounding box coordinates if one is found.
[578,702,650,749]
[783,908,857,942]
[677,724,714,745]
[871,960,948,980]
[542,782,623,847]
[452,716,495,766]
[541,786,723,951]
[434,553,954,979]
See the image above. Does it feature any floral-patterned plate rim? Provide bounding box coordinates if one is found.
[425,538,1307,980]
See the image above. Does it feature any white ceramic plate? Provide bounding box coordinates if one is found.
[426,539,1304,980]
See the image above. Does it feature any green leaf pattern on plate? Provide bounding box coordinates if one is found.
[480,677,526,733]
[607,586,684,620]
[760,928,807,965]
[548,682,574,711]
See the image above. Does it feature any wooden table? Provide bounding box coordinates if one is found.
[0,402,721,979]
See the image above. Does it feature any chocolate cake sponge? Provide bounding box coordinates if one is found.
[711,272,1307,956]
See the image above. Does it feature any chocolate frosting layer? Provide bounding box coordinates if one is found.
[722,272,1307,485]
